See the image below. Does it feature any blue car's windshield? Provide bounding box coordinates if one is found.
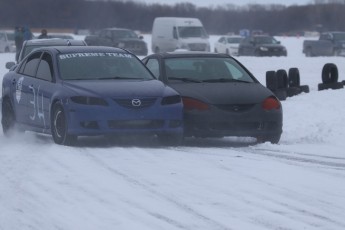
[58,52,154,80]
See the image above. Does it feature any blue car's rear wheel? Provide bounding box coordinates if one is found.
[51,102,77,145]
[2,99,16,136]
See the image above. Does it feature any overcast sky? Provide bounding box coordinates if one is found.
[139,0,314,7]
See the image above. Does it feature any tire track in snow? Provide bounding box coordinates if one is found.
[86,151,233,230]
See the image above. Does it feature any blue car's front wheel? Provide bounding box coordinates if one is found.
[51,102,77,145]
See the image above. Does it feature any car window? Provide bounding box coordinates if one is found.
[0,32,5,41]
[165,57,254,83]
[21,52,42,77]
[58,52,154,80]
[146,59,160,78]
[36,52,53,82]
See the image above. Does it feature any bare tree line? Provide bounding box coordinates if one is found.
[0,0,345,35]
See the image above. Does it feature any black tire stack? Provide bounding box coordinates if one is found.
[266,68,309,101]
[318,63,344,91]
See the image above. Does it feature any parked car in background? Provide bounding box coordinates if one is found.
[84,28,148,56]
[2,46,183,145]
[151,17,210,53]
[214,35,243,56]
[6,38,87,68]
[0,30,16,53]
[303,31,345,57]
[142,52,283,143]
[238,35,287,57]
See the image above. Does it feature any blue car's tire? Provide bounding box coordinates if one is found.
[51,102,77,145]
[2,99,16,136]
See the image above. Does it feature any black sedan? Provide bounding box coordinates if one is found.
[238,35,287,57]
[142,52,283,143]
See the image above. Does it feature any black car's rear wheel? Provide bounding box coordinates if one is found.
[51,102,77,145]
[2,99,16,136]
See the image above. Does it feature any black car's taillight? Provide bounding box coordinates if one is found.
[262,96,280,110]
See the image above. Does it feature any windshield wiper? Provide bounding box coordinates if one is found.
[202,78,250,83]
[97,76,143,80]
[168,77,202,83]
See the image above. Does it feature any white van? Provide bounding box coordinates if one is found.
[151,17,210,53]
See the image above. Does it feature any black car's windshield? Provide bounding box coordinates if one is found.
[165,57,255,83]
[112,30,138,39]
[58,52,154,80]
[254,36,279,44]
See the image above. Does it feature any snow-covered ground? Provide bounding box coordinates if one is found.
[1,35,345,230]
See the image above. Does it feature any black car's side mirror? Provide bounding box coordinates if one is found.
[139,35,143,39]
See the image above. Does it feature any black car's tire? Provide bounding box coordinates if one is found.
[322,63,338,84]
[266,71,278,90]
[273,89,287,101]
[318,82,344,91]
[288,68,300,87]
[157,133,183,146]
[276,69,288,89]
[299,85,310,93]
[287,86,302,97]
[342,80,345,86]
[2,99,16,136]
[51,102,77,145]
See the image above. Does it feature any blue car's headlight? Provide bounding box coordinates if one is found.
[70,96,108,106]
[161,95,181,105]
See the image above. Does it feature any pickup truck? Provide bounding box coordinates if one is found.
[303,31,345,57]
[84,28,148,56]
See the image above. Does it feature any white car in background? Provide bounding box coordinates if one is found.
[0,30,16,53]
[214,35,243,56]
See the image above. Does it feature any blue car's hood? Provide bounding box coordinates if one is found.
[170,82,274,104]
[63,79,168,98]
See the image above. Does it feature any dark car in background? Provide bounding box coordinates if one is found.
[6,38,87,69]
[303,31,345,57]
[84,28,148,56]
[142,52,283,143]
[2,46,183,145]
[238,35,287,57]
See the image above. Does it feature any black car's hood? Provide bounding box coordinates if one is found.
[63,79,168,98]
[170,82,273,104]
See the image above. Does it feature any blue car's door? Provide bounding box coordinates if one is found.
[13,52,42,126]
[25,52,55,130]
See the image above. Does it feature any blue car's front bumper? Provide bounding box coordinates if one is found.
[63,98,183,136]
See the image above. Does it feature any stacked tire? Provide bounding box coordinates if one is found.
[266,68,309,101]
[288,68,310,95]
[266,70,287,101]
[318,63,344,91]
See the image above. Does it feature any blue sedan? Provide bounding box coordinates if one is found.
[2,46,183,145]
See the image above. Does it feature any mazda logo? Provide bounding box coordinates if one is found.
[131,99,141,107]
